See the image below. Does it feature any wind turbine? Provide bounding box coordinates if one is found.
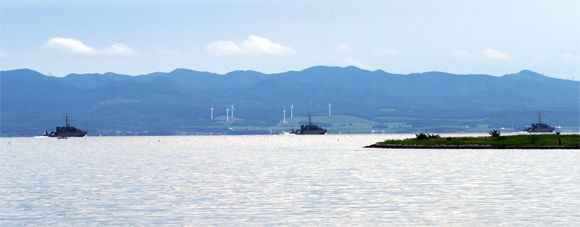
[230,104,235,118]
[283,109,286,123]
[328,103,331,116]
[290,105,293,118]
[210,106,214,119]
[226,106,230,122]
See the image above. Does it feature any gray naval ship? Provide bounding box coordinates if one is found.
[44,113,87,137]
[523,113,555,133]
[291,113,327,135]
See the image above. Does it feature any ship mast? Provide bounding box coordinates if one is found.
[537,113,542,124]
[64,113,70,127]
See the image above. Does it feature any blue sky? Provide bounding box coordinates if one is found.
[1,0,578,80]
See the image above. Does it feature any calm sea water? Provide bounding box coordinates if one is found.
[1,134,578,226]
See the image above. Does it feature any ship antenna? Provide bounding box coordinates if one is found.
[64,113,70,127]
[309,113,312,125]
[537,112,542,124]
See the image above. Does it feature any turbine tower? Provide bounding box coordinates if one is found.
[226,106,230,122]
[328,103,332,116]
[230,104,235,118]
[290,105,293,118]
[211,106,214,119]
[283,109,286,123]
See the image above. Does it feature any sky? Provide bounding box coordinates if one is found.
[1,0,578,80]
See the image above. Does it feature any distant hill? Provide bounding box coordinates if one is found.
[1,66,578,136]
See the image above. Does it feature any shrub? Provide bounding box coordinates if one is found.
[489,129,501,137]
[415,133,428,140]
[447,137,452,141]
[415,133,440,140]
[428,134,440,138]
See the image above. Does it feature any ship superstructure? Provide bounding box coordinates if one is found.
[523,113,555,133]
[291,113,327,135]
[44,113,87,137]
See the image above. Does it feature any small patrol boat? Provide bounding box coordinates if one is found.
[523,113,555,133]
[44,113,87,137]
[291,113,327,135]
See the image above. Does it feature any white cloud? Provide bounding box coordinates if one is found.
[451,50,474,59]
[46,37,96,55]
[343,56,368,69]
[104,43,134,55]
[45,37,134,56]
[243,36,295,55]
[0,48,6,58]
[562,53,580,62]
[337,44,351,53]
[206,41,242,56]
[482,49,510,60]
[206,36,295,56]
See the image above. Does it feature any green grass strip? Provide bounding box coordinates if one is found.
[369,134,579,149]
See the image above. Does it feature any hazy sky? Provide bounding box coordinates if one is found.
[1,0,578,79]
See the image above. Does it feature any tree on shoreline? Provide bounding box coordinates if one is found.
[489,129,501,137]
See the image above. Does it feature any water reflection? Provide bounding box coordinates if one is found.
[1,134,578,225]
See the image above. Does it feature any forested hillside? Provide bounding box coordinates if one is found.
[2,66,578,136]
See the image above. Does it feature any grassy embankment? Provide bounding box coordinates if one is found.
[369,134,580,149]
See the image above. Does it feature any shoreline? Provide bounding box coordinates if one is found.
[365,144,580,149]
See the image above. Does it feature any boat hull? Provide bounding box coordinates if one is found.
[293,130,327,135]
[523,128,554,133]
[46,132,87,137]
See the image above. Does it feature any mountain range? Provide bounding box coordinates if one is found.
[1,66,578,136]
